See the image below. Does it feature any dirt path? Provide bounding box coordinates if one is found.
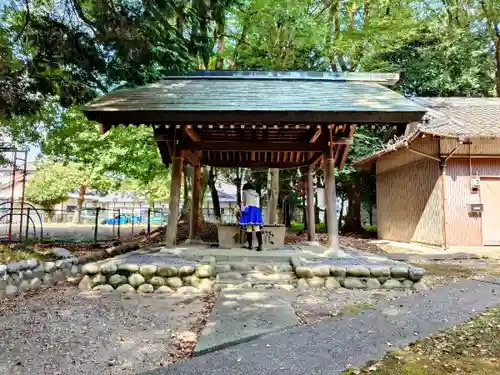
[0,286,212,375]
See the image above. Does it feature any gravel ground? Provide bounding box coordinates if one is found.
[0,286,210,375]
[292,287,417,324]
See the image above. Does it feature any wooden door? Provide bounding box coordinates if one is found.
[481,179,500,245]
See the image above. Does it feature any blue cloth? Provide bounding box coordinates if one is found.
[239,206,263,227]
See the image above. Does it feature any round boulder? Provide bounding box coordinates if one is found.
[177,286,199,294]
[137,284,154,293]
[312,265,331,278]
[308,277,325,288]
[19,280,31,292]
[116,284,136,293]
[30,278,42,289]
[44,262,57,273]
[330,266,347,277]
[100,263,118,275]
[297,278,309,290]
[370,267,390,278]
[179,266,195,277]
[408,267,425,281]
[109,274,128,288]
[198,278,214,293]
[156,285,174,294]
[295,267,313,278]
[128,273,146,288]
[274,264,293,273]
[0,264,7,276]
[139,265,158,278]
[43,274,54,286]
[325,277,341,289]
[91,274,107,287]
[402,280,414,288]
[93,284,115,293]
[82,263,99,275]
[118,264,140,273]
[156,266,178,277]
[229,263,253,272]
[342,277,366,289]
[254,264,273,273]
[5,284,18,297]
[382,279,402,289]
[26,259,38,269]
[215,264,231,273]
[148,276,166,288]
[366,278,381,289]
[166,276,183,289]
[390,267,409,279]
[195,264,215,278]
[412,279,429,291]
[184,275,200,287]
[346,267,370,278]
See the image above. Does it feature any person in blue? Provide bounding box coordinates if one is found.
[239,182,263,251]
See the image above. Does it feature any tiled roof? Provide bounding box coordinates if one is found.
[84,71,426,125]
[412,97,500,137]
[355,97,500,167]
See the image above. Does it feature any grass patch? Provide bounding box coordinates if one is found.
[0,243,56,263]
[343,306,500,374]
[287,221,326,233]
[340,302,376,316]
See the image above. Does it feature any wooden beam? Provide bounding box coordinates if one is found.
[165,150,183,248]
[185,126,201,142]
[339,125,356,170]
[309,126,322,144]
[183,150,199,165]
[180,140,333,152]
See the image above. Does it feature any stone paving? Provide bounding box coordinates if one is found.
[142,278,500,375]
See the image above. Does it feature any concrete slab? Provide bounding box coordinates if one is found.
[96,249,199,267]
[194,289,298,356]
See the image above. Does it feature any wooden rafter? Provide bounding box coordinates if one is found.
[185,126,201,141]
[309,125,322,143]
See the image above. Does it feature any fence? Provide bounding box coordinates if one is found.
[0,206,168,244]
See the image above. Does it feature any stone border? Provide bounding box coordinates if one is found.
[0,239,145,299]
[75,254,427,294]
[78,263,216,294]
[293,263,426,290]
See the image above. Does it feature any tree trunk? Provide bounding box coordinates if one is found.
[214,17,225,70]
[208,167,221,220]
[230,22,248,69]
[72,184,86,224]
[235,167,242,208]
[200,166,211,215]
[180,165,193,222]
[341,176,362,233]
[495,26,500,97]
[368,204,373,226]
[268,168,279,224]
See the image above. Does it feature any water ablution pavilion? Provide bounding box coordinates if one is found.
[84,71,426,253]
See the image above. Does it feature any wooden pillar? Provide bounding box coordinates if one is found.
[165,151,184,248]
[306,164,316,242]
[324,154,340,252]
[189,164,201,240]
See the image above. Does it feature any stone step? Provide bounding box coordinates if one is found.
[215,271,296,285]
